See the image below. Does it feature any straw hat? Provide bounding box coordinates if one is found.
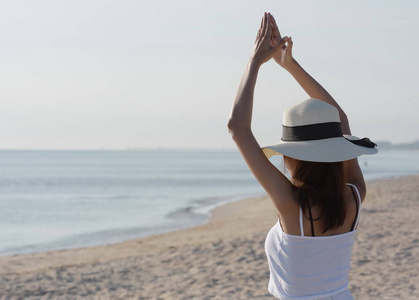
[262,98,378,162]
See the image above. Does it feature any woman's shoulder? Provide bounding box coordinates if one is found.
[345,182,364,204]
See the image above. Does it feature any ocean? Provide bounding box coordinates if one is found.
[0,149,418,256]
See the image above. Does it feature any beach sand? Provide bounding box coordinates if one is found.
[0,175,418,299]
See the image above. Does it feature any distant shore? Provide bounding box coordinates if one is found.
[1,175,418,299]
[375,141,419,150]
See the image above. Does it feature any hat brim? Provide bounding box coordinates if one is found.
[262,135,378,162]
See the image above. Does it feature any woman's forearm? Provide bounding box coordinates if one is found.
[285,59,351,135]
[228,13,287,136]
[228,60,261,133]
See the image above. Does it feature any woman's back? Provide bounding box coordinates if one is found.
[264,184,362,299]
[280,184,361,237]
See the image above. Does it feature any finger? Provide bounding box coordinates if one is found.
[272,25,280,42]
[270,30,276,47]
[260,13,266,39]
[271,15,278,30]
[286,37,293,54]
[282,37,293,57]
[262,12,267,37]
[270,37,288,54]
[271,15,282,39]
[255,15,264,42]
[270,22,276,42]
[263,13,272,38]
[279,36,288,50]
[279,37,288,47]
[271,23,277,39]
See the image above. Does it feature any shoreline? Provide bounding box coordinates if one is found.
[1,173,413,258]
[1,175,418,299]
[0,194,277,275]
[0,174,416,263]
[0,192,265,257]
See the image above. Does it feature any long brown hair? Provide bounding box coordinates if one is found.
[290,159,346,233]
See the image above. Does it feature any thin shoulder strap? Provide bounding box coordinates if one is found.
[299,192,315,237]
[299,206,304,236]
[346,183,362,230]
[306,202,315,237]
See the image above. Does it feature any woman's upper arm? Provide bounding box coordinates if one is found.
[344,158,366,202]
[228,125,295,211]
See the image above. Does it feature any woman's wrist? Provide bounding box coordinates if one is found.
[249,56,263,68]
[283,58,299,72]
[247,57,263,73]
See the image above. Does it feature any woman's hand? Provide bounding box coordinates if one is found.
[250,13,287,67]
[270,15,294,69]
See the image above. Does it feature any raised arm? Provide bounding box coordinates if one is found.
[228,13,296,213]
[270,15,366,200]
[270,16,351,134]
[284,59,351,135]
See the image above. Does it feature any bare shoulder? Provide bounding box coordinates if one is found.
[344,159,366,202]
[275,186,300,230]
[345,181,366,204]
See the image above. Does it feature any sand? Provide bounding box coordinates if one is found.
[0,175,418,299]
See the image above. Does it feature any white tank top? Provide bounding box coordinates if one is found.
[264,184,361,300]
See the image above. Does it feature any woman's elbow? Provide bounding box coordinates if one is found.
[227,118,237,132]
[227,119,249,139]
[227,119,238,138]
[227,117,242,132]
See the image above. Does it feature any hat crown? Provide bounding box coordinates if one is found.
[283,98,340,127]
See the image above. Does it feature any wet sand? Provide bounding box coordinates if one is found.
[0,175,418,299]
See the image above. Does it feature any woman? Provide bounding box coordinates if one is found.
[228,13,377,300]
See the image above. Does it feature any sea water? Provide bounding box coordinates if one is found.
[0,149,418,256]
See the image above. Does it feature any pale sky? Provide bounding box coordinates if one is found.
[0,0,418,149]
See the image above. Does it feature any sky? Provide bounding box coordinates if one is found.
[0,0,418,150]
